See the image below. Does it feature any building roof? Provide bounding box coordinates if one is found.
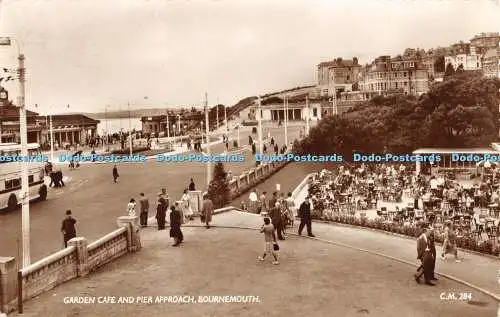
[40,114,100,125]
[318,58,359,68]
[0,105,39,119]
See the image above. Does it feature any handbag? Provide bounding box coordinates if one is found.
[273,243,280,251]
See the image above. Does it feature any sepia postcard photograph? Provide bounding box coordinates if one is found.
[0,0,499,316]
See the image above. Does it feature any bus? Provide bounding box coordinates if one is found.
[0,143,48,212]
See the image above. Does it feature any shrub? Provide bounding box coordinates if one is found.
[207,162,231,208]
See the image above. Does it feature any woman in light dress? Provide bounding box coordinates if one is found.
[126,198,137,217]
[181,189,194,221]
[441,222,461,263]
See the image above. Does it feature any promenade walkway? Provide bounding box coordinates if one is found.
[14,210,497,317]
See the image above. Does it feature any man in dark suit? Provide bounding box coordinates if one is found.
[61,210,77,248]
[414,225,435,286]
[298,196,315,237]
[270,202,285,240]
[427,227,438,281]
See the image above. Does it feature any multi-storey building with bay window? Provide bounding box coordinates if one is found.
[359,55,429,96]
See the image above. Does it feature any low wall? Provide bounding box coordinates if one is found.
[0,216,141,314]
[87,227,129,272]
[228,160,290,200]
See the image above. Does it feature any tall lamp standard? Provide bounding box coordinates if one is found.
[284,95,288,145]
[104,105,110,151]
[35,104,55,163]
[1,36,31,267]
[257,96,263,154]
[224,104,228,132]
[204,92,211,186]
[127,102,132,156]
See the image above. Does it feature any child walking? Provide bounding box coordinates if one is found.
[258,217,279,265]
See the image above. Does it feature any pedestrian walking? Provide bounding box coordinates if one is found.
[258,217,279,265]
[441,222,461,262]
[285,192,295,227]
[112,165,119,183]
[188,178,196,191]
[61,210,77,248]
[156,193,167,230]
[170,203,183,246]
[414,225,435,286]
[249,189,258,213]
[259,191,268,215]
[181,189,194,221]
[201,192,214,229]
[126,198,136,217]
[269,192,278,212]
[427,227,438,281]
[139,193,149,227]
[298,196,315,237]
[270,202,285,240]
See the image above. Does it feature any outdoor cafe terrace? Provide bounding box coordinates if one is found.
[302,165,500,256]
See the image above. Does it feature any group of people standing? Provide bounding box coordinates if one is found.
[124,179,214,247]
[257,193,316,265]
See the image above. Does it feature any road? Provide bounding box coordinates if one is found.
[0,124,303,262]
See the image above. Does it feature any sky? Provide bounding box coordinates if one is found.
[0,0,499,115]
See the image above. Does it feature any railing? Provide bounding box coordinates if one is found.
[87,227,128,272]
[18,246,77,307]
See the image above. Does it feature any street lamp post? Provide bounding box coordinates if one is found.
[205,93,211,186]
[237,124,240,148]
[224,104,227,131]
[0,36,31,267]
[306,95,310,135]
[49,112,54,162]
[284,95,288,145]
[257,96,263,154]
[128,102,132,156]
[166,113,170,138]
[104,105,110,151]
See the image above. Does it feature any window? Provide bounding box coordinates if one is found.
[313,108,318,117]
[404,72,407,77]
[29,175,34,184]
[346,75,350,81]
[404,81,408,86]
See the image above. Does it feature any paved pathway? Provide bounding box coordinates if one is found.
[183,211,500,300]
[12,211,496,317]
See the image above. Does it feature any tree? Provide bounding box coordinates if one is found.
[293,73,500,158]
[207,162,231,208]
[444,63,455,78]
[434,56,445,73]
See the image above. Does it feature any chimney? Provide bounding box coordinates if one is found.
[353,57,358,65]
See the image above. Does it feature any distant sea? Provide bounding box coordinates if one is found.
[96,117,143,134]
